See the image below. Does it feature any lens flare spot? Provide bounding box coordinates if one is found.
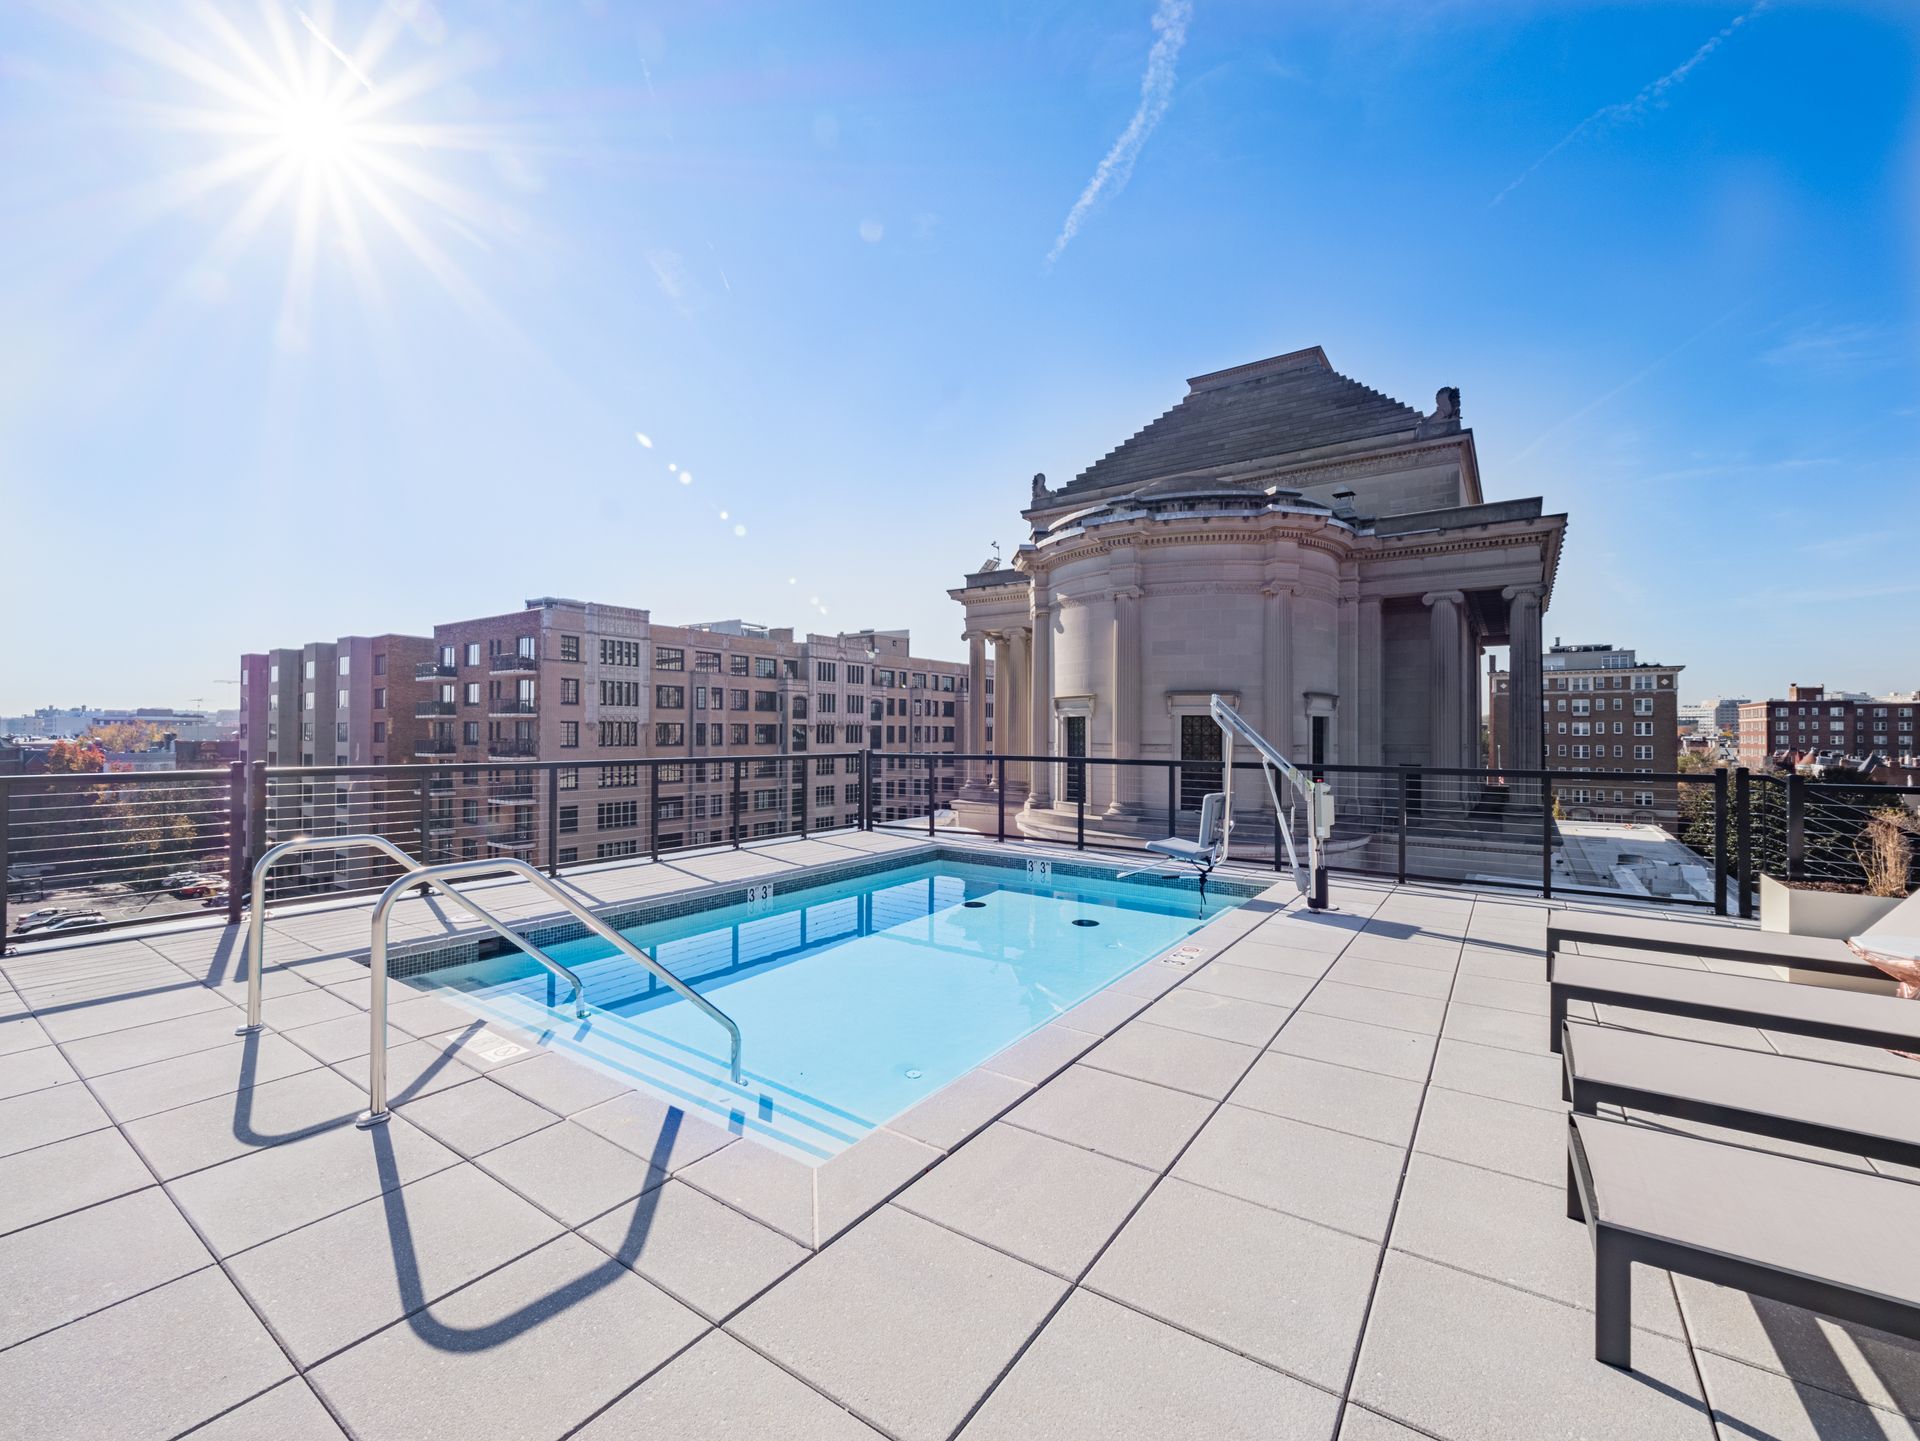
[635,432,653,448]
[667,462,678,472]
[678,475,691,486]
[733,524,747,537]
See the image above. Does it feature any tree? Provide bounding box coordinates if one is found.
[43,739,104,773]
[86,720,166,754]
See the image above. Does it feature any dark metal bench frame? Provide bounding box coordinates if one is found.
[1545,917,1881,983]
[1566,1114,1920,1369]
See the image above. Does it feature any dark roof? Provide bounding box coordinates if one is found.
[1056,347,1424,499]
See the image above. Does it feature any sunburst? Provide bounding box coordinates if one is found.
[71,0,514,343]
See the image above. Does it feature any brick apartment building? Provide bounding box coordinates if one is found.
[1736,685,1920,771]
[1488,642,1684,830]
[241,598,976,881]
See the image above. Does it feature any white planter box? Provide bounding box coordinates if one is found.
[1759,875,1903,993]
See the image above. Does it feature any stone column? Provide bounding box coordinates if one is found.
[1261,584,1295,763]
[1424,591,1466,807]
[1005,626,1030,801]
[1106,587,1145,820]
[961,630,990,798]
[1358,596,1383,766]
[988,631,1012,794]
[1028,604,1053,810]
[1503,585,1545,811]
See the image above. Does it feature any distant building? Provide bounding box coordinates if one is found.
[1736,685,1920,771]
[1489,642,1684,831]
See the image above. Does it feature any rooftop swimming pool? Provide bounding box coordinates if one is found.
[411,856,1250,1160]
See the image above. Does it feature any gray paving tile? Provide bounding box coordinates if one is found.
[88,1033,320,1123]
[227,1162,561,1366]
[1080,1019,1257,1100]
[1268,1010,1437,1081]
[570,1089,740,1174]
[60,1006,259,1078]
[0,1078,110,1158]
[980,1023,1097,1085]
[959,1288,1342,1441]
[183,1379,347,1440]
[731,1205,1067,1441]
[1427,1036,1564,1112]
[278,1012,392,1064]
[1696,1350,1920,1440]
[0,1042,76,1099]
[581,1178,808,1321]
[816,1128,944,1243]
[1349,1252,1713,1440]
[1104,957,1192,1000]
[1325,954,1456,999]
[386,1077,558,1157]
[1389,1151,1684,1338]
[309,1234,706,1441]
[1140,987,1291,1046]
[1053,988,1147,1037]
[895,1123,1155,1279]
[1340,936,1458,971]
[1229,1050,1424,1147]
[34,983,235,1043]
[1439,999,1549,1054]
[121,1065,371,1179]
[1173,1102,1404,1241]
[1336,1407,1431,1440]
[1302,980,1448,1036]
[1086,1176,1376,1390]
[575,1330,881,1439]
[1183,959,1316,1008]
[240,986,362,1031]
[0,1267,292,1441]
[0,1013,51,1057]
[0,1126,154,1237]
[1449,972,1549,1016]
[1005,1064,1213,1171]
[1675,1275,1920,1419]
[886,1069,1032,1152]
[1214,941,1340,979]
[1413,1085,1565,1187]
[165,1112,460,1256]
[676,1138,814,1246]
[329,1036,484,1107]
[1458,946,1548,983]
[1242,914,1366,954]
[476,1118,665,1226]
[0,1187,211,1349]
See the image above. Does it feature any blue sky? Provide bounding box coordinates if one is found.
[0,0,1913,713]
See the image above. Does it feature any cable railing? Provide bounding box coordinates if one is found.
[5,750,1916,943]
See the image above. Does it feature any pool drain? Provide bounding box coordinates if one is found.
[1072,918,1100,928]
[906,1069,923,1080]
[963,900,986,908]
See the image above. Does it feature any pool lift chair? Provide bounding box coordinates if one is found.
[1125,693,1335,911]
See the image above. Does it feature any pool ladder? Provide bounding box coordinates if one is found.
[238,836,744,1128]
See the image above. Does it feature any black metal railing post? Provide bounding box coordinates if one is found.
[1711,766,1729,916]
[861,750,873,831]
[1540,773,1555,900]
[1076,765,1086,851]
[799,759,810,840]
[926,754,936,839]
[1786,771,1806,882]
[246,760,268,891]
[1734,766,1752,920]
[0,781,11,943]
[546,766,560,876]
[732,760,744,849]
[649,763,661,863]
[415,767,433,864]
[1396,767,1410,885]
[996,757,1007,842]
[1166,764,1176,833]
[225,760,246,925]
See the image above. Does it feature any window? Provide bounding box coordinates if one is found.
[655,798,684,821]
[1633,698,1654,716]
[1572,699,1589,716]
[560,721,579,748]
[847,664,865,685]
[656,685,685,709]
[754,657,777,679]
[559,805,578,833]
[729,654,750,676]
[600,680,641,707]
[754,724,778,745]
[597,801,638,830]
[560,634,580,662]
[1634,791,1654,808]
[462,722,480,744]
[516,635,536,660]
[695,650,721,672]
[730,724,749,745]
[1634,744,1654,760]
[464,682,480,705]
[372,721,386,742]
[817,661,837,682]
[598,765,638,788]
[814,785,835,809]
[1633,721,1653,737]
[558,847,577,865]
[754,692,779,713]
[465,643,480,666]
[654,722,685,745]
[601,720,640,747]
[373,687,385,710]
[599,639,640,666]
[596,840,639,860]
[818,692,837,713]
[373,654,386,676]
[655,646,685,671]
[561,678,580,705]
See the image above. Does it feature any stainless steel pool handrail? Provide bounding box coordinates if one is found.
[240,835,589,1035]
[358,857,745,1128]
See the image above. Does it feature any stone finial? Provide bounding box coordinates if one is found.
[1030,472,1050,505]
[1417,387,1462,437]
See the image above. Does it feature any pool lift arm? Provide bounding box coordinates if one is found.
[1214,693,1334,910]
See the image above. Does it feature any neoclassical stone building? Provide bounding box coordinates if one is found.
[950,345,1564,842]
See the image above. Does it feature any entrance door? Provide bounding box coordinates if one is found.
[1062,716,1087,803]
[1179,714,1222,812]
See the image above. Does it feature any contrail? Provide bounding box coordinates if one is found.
[1046,0,1192,265]
[298,9,376,93]
[1492,1,1768,206]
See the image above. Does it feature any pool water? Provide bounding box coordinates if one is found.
[412,859,1242,1161]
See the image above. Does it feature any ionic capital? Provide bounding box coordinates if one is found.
[1422,590,1466,608]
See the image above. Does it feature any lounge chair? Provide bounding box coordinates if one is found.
[1562,1018,1920,1169]
[1566,1111,1920,1368]
[1546,909,1883,984]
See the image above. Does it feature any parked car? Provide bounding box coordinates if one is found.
[21,913,107,936]
[11,907,86,934]
[172,878,224,899]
